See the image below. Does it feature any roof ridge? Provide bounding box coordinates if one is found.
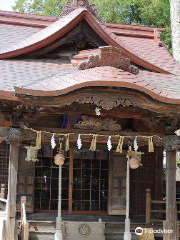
[0,10,55,21]
[106,23,166,32]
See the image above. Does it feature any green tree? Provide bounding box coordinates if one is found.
[13,0,171,50]
[13,0,70,15]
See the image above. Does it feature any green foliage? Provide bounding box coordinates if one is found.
[13,0,171,50]
[13,0,71,16]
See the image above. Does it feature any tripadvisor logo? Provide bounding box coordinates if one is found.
[135,227,143,235]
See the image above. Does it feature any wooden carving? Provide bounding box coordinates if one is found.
[75,96,135,110]
[165,135,180,151]
[74,0,90,7]
[79,224,91,236]
[77,46,139,75]
[60,0,104,24]
[74,115,121,131]
[63,221,105,240]
[0,127,23,143]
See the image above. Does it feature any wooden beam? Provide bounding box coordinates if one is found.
[0,128,23,240]
[146,189,151,224]
[6,138,20,240]
[163,148,179,240]
[68,148,73,213]
[17,88,180,117]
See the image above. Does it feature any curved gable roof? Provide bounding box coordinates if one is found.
[14,66,180,105]
[0,8,170,74]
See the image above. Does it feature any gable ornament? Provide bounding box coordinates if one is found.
[60,0,104,24]
[76,46,139,75]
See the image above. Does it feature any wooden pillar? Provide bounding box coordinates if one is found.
[6,129,21,240]
[146,189,151,224]
[68,148,73,213]
[0,184,6,199]
[164,136,179,240]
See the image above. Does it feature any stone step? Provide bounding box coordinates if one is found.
[105,233,138,240]
[29,232,138,240]
[29,232,54,240]
[29,221,56,233]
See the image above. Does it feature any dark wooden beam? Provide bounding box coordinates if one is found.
[6,130,21,240]
[17,88,180,117]
[164,136,179,240]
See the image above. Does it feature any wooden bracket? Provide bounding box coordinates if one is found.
[165,135,180,151]
[0,127,23,144]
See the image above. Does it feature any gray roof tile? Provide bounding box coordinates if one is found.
[0,59,74,91]
[0,24,40,51]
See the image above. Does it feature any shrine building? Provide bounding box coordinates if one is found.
[0,0,179,239]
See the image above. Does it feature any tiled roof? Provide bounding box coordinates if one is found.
[106,23,165,38]
[0,8,170,74]
[0,55,180,103]
[117,36,180,75]
[0,10,54,28]
[139,70,180,95]
[15,65,180,104]
[0,8,180,104]
[0,59,73,91]
[0,8,86,57]
[17,66,141,91]
[0,24,40,52]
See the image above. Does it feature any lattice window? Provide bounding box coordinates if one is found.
[34,147,109,213]
[0,142,9,193]
[34,146,70,211]
[130,147,163,215]
[72,150,109,212]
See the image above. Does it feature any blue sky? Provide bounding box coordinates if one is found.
[0,0,16,11]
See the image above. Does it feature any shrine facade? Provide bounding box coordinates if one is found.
[0,0,180,239]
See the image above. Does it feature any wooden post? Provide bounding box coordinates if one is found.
[146,189,151,224]
[21,196,26,227]
[68,148,73,213]
[21,196,29,240]
[0,184,6,199]
[6,129,21,240]
[163,146,178,240]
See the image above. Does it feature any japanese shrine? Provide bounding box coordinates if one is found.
[0,0,180,239]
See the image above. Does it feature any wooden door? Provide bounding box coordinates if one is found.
[108,152,127,215]
[17,148,35,213]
